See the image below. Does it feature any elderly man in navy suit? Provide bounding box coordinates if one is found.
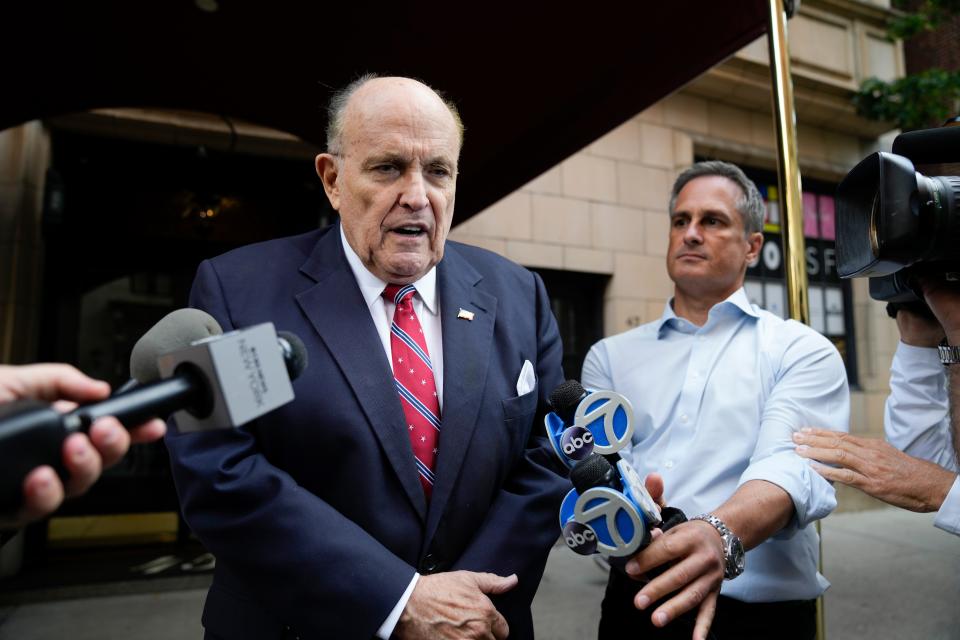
[165,75,568,640]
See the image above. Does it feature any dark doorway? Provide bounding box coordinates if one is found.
[38,130,334,519]
[532,269,608,382]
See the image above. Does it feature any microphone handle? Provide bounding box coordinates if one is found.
[0,369,205,514]
[67,371,203,431]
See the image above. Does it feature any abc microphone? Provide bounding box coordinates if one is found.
[560,453,664,557]
[549,379,588,426]
[544,380,635,468]
[547,380,687,561]
[0,309,307,511]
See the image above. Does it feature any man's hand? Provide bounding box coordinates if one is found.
[793,427,955,512]
[619,479,791,640]
[922,278,960,344]
[622,519,723,640]
[0,364,167,527]
[895,308,944,347]
[643,471,665,509]
[394,570,518,640]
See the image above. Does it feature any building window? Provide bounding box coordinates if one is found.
[741,170,858,386]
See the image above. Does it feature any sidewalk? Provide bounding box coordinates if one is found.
[532,508,960,640]
[1,507,957,639]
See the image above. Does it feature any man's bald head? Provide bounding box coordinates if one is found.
[325,74,464,157]
[314,74,462,285]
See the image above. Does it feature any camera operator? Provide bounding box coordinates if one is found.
[794,279,960,536]
[0,363,166,528]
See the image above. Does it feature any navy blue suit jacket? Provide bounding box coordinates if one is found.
[165,225,568,639]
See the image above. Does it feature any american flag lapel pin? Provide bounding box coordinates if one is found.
[457,308,475,321]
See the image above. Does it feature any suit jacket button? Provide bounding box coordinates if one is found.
[420,553,440,574]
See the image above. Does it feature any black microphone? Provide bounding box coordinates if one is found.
[549,379,588,426]
[570,451,624,495]
[0,309,307,512]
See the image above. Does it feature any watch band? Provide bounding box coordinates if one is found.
[691,513,745,580]
[938,338,960,366]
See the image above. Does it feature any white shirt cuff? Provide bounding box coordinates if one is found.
[934,476,960,537]
[895,341,941,368]
[376,572,420,639]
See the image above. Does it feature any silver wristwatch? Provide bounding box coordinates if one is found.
[691,514,745,580]
[938,338,960,366]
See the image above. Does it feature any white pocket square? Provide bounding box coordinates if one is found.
[516,359,536,396]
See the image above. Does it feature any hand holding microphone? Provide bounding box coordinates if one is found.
[0,309,308,516]
[0,364,166,527]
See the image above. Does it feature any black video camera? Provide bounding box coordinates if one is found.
[836,119,960,306]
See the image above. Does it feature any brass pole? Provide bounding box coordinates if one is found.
[767,0,809,324]
[766,1,823,640]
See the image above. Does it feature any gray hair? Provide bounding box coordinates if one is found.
[325,73,465,155]
[668,161,766,235]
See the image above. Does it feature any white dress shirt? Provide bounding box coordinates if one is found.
[582,288,850,602]
[340,227,443,638]
[885,341,960,536]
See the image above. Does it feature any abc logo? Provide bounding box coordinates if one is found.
[565,530,595,546]
[561,426,594,460]
[574,390,635,455]
[574,487,646,557]
[562,521,598,555]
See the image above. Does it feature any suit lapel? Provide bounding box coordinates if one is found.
[295,228,427,521]
[425,246,497,542]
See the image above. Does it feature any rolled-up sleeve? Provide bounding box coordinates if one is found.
[739,325,850,530]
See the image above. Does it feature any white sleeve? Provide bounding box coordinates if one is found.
[581,341,614,391]
[739,327,849,530]
[885,342,957,471]
[376,573,420,639]
[934,477,960,537]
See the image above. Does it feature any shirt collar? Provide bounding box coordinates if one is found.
[339,224,438,314]
[656,286,759,338]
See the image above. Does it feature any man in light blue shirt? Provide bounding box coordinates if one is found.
[582,161,849,640]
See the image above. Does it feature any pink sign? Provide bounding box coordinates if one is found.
[803,192,819,238]
[819,195,836,241]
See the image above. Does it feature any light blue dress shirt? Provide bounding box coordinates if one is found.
[582,288,849,602]
[885,342,960,536]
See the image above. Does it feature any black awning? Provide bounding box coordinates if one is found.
[2,1,768,222]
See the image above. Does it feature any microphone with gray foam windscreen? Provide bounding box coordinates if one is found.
[0,308,307,511]
[130,308,223,382]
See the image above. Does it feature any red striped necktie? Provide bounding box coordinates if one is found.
[382,284,441,498]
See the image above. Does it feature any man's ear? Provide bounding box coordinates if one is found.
[745,231,764,265]
[315,153,341,210]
